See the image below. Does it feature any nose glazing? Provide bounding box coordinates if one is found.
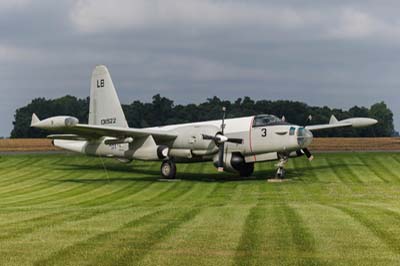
[297,127,313,148]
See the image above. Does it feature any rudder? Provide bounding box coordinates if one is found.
[89,65,128,128]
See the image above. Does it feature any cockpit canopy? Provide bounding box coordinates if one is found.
[252,114,288,127]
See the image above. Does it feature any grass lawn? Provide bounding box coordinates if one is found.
[0,152,400,265]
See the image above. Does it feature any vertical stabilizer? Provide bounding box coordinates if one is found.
[89,65,128,128]
[30,113,40,126]
[329,115,338,124]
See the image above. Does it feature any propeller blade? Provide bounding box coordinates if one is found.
[227,138,243,144]
[217,142,225,172]
[302,148,314,161]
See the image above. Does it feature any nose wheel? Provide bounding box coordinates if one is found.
[275,155,288,179]
[161,159,176,179]
[276,167,286,178]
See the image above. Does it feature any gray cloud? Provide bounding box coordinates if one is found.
[0,0,399,136]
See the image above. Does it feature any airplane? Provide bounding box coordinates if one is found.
[30,65,378,179]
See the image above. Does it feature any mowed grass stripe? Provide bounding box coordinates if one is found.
[0,157,65,190]
[1,153,400,265]
[0,155,40,169]
[9,172,113,207]
[59,179,151,207]
[0,170,95,206]
[334,205,400,254]
[172,163,219,205]
[141,206,251,266]
[7,160,158,206]
[303,203,397,264]
[0,166,94,201]
[60,162,159,207]
[0,210,104,242]
[0,156,87,195]
[34,207,201,266]
[275,185,322,265]
[375,156,400,181]
[359,154,399,183]
[0,208,162,265]
[357,155,390,183]
[325,156,362,185]
[292,158,319,182]
[234,184,272,265]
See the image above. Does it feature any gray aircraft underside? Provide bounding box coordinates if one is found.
[31,65,378,178]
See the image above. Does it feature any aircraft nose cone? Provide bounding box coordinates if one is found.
[297,128,313,148]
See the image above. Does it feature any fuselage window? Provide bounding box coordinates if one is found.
[289,127,295,136]
[297,127,305,137]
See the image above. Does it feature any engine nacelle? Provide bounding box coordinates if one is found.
[31,116,79,130]
[171,125,219,153]
[214,152,254,177]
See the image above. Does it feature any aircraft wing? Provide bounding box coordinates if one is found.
[70,124,177,141]
[31,114,177,142]
[305,115,377,131]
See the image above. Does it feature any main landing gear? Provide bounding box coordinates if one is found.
[160,159,176,179]
[275,154,288,179]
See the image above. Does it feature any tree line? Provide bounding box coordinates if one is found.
[11,94,396,138]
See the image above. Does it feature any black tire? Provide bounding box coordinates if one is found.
[275,168,286,179]
[239,163,254,177]
[160,160,176,179]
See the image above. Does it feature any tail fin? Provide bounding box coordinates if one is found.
[89,65,128,128]
[329,115,338,124]
[30,113,40,127]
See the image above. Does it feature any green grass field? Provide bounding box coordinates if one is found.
[0,152,400,265]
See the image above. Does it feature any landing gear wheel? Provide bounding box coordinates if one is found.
[239,163,254,177]
[161,160,176,179]
[275,167,286,179]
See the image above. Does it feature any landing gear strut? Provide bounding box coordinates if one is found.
[160,159,176,179]
[275,155,288,179]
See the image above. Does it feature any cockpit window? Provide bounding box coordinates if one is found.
[252,115,288,127]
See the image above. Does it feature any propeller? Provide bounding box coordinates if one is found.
[202,107,243,172]
[297,148,314,161]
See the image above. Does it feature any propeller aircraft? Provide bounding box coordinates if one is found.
[31,65,378,179]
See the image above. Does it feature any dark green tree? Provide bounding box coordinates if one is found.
[10,95,395,138]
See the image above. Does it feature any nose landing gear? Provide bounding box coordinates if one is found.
[275,155,288,179]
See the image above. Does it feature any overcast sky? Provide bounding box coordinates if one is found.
[1,0,399,137]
